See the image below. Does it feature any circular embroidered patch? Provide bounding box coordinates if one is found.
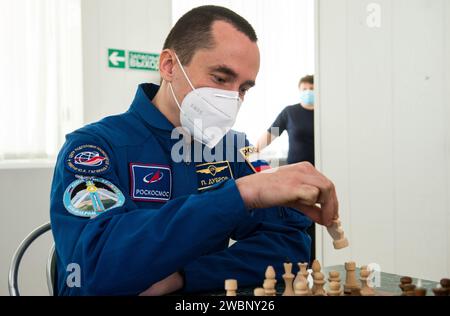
[63,177,125,218]
[66,144,110,175]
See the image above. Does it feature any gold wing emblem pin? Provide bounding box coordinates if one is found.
[197,164,228,177]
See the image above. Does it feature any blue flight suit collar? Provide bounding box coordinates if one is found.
[131,83,175,132]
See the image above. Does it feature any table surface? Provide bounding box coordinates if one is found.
[206,265,440,296]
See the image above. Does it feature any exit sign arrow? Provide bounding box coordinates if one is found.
[108,49,126,68]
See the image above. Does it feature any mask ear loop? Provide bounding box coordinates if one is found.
[173,53,196,92]
[168,81,183,112]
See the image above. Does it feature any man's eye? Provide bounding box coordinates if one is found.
[212,75,226,84]
[240,87,249,96]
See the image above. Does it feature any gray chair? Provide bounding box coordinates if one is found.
[8,222,56,296]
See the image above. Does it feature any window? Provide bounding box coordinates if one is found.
[0,0,83,163]
[172,0,315,158]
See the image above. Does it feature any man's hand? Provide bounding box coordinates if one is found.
[139,272,184,296]
[236,162,338,227]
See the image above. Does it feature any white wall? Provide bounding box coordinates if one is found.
[316,0,450,282]
[82,0,171,123]
[0,168,54,296]
[0,0,171,296]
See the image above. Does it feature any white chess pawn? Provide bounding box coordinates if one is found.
[328,271,341,283]
[328,281,343,296]
[360,269,375,296]
[312,272,326,296]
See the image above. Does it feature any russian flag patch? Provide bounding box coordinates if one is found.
[239,146,272,173]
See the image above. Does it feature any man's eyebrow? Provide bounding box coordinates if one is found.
[209,65,238,78]
[209,65,256,87]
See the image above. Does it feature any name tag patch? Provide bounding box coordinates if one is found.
[196,161,234,191]
[130,163,172,202]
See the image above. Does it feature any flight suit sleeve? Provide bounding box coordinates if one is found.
[181,136,313,293]
[50,131,251,296]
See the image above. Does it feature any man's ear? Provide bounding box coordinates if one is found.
[159,49,176,82]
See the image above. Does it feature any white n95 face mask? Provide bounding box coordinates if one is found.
[168,54,242,149]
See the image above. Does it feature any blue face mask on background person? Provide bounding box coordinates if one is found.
[300,90,315,106]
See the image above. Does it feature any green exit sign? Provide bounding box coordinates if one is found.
[129,51,159,71]
[108,49,126,69]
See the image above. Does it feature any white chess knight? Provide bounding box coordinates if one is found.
[326,218,349,249]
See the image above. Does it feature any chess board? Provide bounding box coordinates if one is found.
[205,264,441,296]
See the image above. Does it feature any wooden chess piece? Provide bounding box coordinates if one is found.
[404,284,416,296]
[294,263,306,288]
[432,285,448,296]
[312,259,321,274]
[294,279,310,296]
[313,272,326,296]
[412,279,427,296]
[327,281,343,296]
[328,271,341,283]
[440,278,450,296]
[263,266,277,296]
[359,269,375,296]
[414,288,427,296]
[399,276,413,296]
[350,288,362,296]
[263,279,277,296]
[344,261,360,294]
[296,185,348,250]
[225,279,238,296]
[254,288,266,296]
[326,218,349,249]
[299,262,312,295]
[311,260,322,294]
[282,262,295,296]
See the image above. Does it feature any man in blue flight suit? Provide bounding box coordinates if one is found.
[50,5,339,296]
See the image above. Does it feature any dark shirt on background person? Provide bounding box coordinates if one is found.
[268,104,314,165]
[256,74,316,262]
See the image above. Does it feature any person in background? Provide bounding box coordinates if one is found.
[256,75,316,260]
[256,75,315,165]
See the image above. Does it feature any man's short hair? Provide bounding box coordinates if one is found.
[299,75,314,86]
[163,5,258,65]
